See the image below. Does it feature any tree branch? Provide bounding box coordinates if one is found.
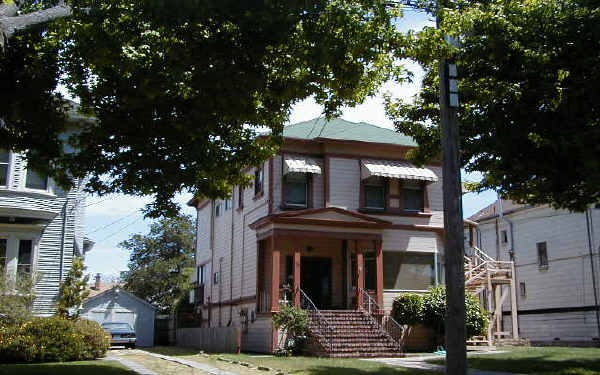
[0,2,71,44]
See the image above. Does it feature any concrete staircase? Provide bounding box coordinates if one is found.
[305,310,403,358]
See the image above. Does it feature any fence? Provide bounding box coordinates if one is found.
[176,327,241,353]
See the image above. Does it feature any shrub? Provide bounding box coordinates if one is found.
[391,293,423,326]
[273,303,309,356]
[0,316,109,363]
[421,286,488,338]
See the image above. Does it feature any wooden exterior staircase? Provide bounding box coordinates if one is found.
[464,246,519,346]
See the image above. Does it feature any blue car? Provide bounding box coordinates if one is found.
[101,322,136,348]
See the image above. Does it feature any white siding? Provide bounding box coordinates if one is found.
[329,158,360,210]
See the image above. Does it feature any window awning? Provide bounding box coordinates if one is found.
[361,159,438,182]
[283,156,322,175]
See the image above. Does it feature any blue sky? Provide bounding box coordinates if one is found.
[82,10,498,280]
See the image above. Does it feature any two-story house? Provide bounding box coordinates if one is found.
[0,108,91,316]
[188,118,445,356]
[470,199,600,345]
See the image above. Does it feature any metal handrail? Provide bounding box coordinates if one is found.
[299,288,334,352]
[359,288,405,352]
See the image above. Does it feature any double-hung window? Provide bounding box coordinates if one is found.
[0,150,9,187]
[284,172,308,208]
[364,176,386,210]
[0,239,7,270]
[537,242,548,269]
[403,181,425,212]
[17,240,33,275]
[254,167,264,196]
[25,168,48,190]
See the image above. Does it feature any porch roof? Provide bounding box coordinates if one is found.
[248,207,392,231]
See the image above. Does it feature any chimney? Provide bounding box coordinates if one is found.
[94,273,101,290]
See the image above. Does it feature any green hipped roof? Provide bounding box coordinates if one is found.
[283,118,417,147]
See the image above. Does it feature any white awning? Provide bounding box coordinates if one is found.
[361,159,438,182]
[283,156,322,175]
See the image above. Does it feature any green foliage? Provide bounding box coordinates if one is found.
[391,293,424,326]
[421,286,488,338]
[0,316,109,363]
[387,0,600,212]
[272,303,309,356]
[120,214,195,313]
[57,257,90,319]
[2,0,406,217]
[0,267,40,322]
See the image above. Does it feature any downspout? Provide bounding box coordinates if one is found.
[229,196,235,326]
[58,197,69,284]
[585,209,600,340]
[504,215,519,331]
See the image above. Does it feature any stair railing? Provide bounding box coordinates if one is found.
[359,288,405,352]
[299,288,334,352]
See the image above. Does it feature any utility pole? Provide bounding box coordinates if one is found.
[437,2,467,374]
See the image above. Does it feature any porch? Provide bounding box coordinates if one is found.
[255,230,384,314]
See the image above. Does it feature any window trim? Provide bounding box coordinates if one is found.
[23,167,50,193]
[281,172,312,210]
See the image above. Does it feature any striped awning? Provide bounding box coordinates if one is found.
[360,159,438,182]
[283,155,322,175]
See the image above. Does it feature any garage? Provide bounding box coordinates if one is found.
[81,286,157,347]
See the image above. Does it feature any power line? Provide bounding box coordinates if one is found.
[92,216,145,245]
[86,209,140,235]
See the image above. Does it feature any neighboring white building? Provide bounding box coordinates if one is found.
[470,200,600,344]
[0,109,92,316]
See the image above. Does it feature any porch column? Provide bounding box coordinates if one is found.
[375,240,384,309]
[271,236,280,312]
[293,248,301,307]
[356,241,364,309]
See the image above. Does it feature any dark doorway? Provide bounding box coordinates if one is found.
[301,257,332,309]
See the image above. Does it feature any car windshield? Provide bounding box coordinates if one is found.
[102,323,132,330]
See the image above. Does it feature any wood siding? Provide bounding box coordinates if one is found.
[0,153,86,316]
[476,205,600,342]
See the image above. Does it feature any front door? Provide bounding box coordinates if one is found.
[301,257,332,309]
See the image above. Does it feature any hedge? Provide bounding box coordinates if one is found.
[0,316,110,363]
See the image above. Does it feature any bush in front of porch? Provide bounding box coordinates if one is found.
[273,303,309,356]
[391,286,488,343]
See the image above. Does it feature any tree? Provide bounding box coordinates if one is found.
[120,214,195,313]
[57,256,90,318]
[386,0,600,212]
[1,0,406,217]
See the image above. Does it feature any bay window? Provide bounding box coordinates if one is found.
[17,240,33,275]
[283,172,308,208]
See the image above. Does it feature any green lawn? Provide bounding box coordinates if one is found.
[0,360,137,375]
[429,347,600,375]
[147,346,439,375]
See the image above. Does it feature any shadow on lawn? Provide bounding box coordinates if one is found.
[144,346,201,356]
[467,355,600,375]
[300,365,438,375]
[0,363,138,375]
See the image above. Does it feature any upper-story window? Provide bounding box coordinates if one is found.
[284,172,308,208]
[360,159,436,214]
[254,167,264,196]
[215,202,222,217]
[225,198,232,211]
[363,176,386,210]
[537,241,548,269]
[25,169,48,190]
[403,181,425,212]
[238,186,244,209]
[0,150,9,187]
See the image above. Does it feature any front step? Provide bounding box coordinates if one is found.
[305,310,403,358]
